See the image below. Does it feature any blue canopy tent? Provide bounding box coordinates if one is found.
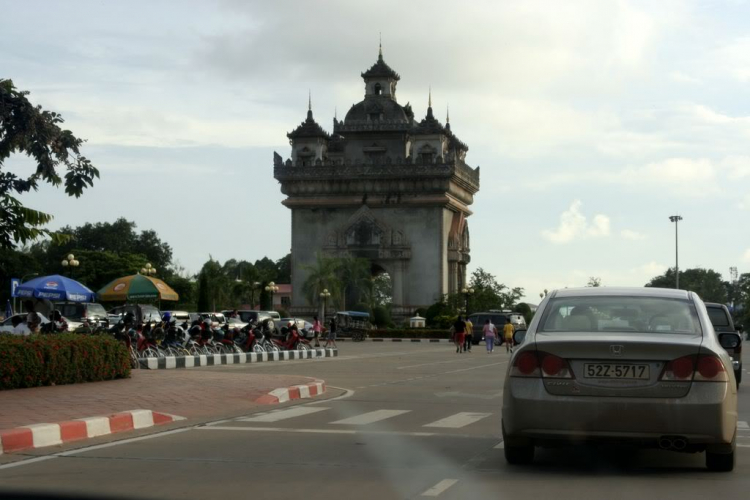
[15,275,95,303]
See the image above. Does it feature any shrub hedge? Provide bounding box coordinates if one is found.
[369,329,450,339]
[0,334,131,390]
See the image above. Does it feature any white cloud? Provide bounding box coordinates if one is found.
[714,36,750,82]
[738,194,750,210]
[621,229,647,240]
[743,249,750,263]
[542,200,611,244]
[669,71,701,84]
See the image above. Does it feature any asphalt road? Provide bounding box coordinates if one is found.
[1,342,750,500]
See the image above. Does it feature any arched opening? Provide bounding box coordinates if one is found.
[374,83,382,95]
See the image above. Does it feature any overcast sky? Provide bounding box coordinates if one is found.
[3,0,749,302]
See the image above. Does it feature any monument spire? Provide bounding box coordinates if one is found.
[378,32,382,61]
[307,90,313,120]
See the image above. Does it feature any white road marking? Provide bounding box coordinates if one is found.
[434,390,503,400]
[737,443,750,448]
[738,421,749,430]
[196,426,437,437]
[398,359,466,370]
[424,412,492,428]
[237,406,330,423]
[494,440,504,449]
[421,479,458,497]
[331,409,410,425]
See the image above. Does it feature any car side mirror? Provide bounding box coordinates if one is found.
[718,333,741,350]
[513,328,527,345]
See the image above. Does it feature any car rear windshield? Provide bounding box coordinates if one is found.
[539,296,702,334]
[707,307,731,328]
[86,303,107,317]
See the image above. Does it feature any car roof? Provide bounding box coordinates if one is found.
[703,302,727,309]
[552,286,691,299]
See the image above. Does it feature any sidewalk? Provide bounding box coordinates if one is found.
[0,370,317,431]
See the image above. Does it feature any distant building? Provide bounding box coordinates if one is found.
[274,45,480,321]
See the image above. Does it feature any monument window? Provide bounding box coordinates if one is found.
[374,83,382,95]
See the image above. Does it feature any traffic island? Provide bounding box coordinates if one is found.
[138,348,338,369]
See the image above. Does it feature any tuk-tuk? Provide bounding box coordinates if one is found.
[335,311,372,341]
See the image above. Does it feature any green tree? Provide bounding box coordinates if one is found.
[513,302,534,325]
[302,253,341,309]
[276,253,291,284]
[645,267,728,303]
[1,79,99,249]
[466,268,524,312]
[337,255,370,309]
[587,276,602,287]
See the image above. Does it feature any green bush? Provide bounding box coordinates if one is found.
[432,314,458,329]
[372,305,391,328]
[369,329,450,339]
[0,334,131,390]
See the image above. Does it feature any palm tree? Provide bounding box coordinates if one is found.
[337,255,371,309]
[302,252,341,309]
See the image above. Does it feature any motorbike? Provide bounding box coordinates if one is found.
[272,326,311,351]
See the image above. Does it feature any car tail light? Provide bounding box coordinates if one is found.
[661,355,728,382]
[694,355,727,381]
[662,356,695,381]
[511,351,540,377]
[540,353,574,379]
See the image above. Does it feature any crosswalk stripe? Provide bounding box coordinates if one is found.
[331,410,410,425]
[237,407,330,423]
[738,421,749,430]
[423,412,491,429]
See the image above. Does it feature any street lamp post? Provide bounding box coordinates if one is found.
[461,287,474,315]
[669,215,683,289]
[140,263,157,278]
[61,254,80,277]
[265,281,279,312]
[319,288,331,322]
[250,282,261,309]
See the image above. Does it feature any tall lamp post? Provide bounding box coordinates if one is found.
[669,215,683,289]
[461,287,474,315]
[140,263,157,277]
[250,282,261,309]
[61,254,80,277]
[320,288,331,322]
[265,281,279,311]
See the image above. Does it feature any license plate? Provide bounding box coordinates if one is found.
[584,363,649,379]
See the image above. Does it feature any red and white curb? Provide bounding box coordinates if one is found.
[0,409,185,455]
[255,380,326,404]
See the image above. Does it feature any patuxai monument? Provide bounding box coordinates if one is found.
[274,46,480,321]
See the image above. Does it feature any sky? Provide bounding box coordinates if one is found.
[2,0,749,302]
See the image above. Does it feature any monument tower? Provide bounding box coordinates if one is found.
[273,46,480,320]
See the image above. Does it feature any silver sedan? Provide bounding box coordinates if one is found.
[502,287,738,471]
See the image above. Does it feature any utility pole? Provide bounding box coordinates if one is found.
[669,215,682,289]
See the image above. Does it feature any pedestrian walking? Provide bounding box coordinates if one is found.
[324,316,337,349]
[453,315,466,353]
[503,318,515,353]
[483,319,497,353]
[312,315,322,347]
[464,317,473,352]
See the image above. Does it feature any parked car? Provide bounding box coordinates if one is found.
[108,304,162,325]
[233,310,273,325]
[198,312,226,328]
[0,313,50,333]
[502,287,738,471]
[705,302,742,387]
[162,310,191,327]
[265,311,281,322]
[54,302,110,329]
[467,311,526,344]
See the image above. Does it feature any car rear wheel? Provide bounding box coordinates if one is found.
[735,369,742,388]
[706,449,734,472]
[504,443,535,465]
